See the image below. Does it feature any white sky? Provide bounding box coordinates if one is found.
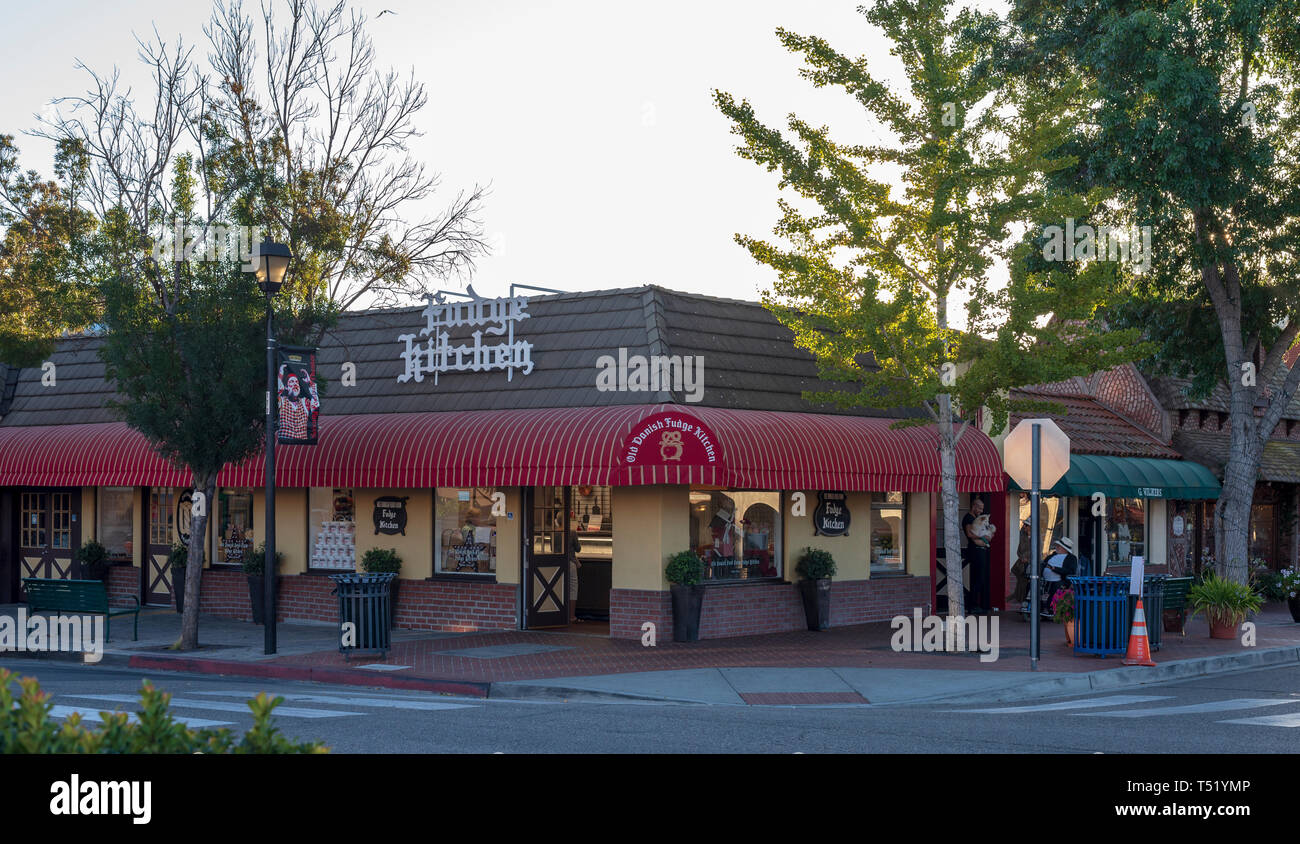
[0,0,1006,320]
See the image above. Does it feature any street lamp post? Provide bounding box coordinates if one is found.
[255,240,292,655]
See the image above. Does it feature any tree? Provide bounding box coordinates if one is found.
[1007,0,1300,583]
[715,0,1148,618]
[16,0,490,648]
[0,136,100,367]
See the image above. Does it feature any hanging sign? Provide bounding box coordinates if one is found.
[813,491,851,537]
[176,490,193,544]
[397,287,534,384]
[277,345,320,445]
[373,496,410,536]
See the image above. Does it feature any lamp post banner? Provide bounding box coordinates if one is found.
[276,345,319,445]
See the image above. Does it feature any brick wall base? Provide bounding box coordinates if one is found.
[106,564,140,609]
[610,576,932,640]
[191,569,517,632]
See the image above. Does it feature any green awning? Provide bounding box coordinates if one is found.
[1008,454,1221,500]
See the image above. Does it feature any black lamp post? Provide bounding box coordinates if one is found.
[255,240,292,655]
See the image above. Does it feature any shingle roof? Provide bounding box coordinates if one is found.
[1172,428,1300,484]
[1010,388,1181,459]
[1147,369,1300,421]
[0,285,921,428]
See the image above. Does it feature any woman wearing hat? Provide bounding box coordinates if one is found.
[1043,536,1078,607]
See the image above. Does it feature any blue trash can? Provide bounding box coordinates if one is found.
[330,573,395,658]
[1071,576,1129,656]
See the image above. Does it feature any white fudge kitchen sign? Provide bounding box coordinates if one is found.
[397,287,534,384]
[620,411,724,484]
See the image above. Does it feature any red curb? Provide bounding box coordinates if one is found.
[125,655,490,698]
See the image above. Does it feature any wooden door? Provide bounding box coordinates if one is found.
[17,488,80,599]
[525,486,570,628]
[144,487,180,606]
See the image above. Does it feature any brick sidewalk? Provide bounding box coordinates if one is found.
[260,601,1300,685]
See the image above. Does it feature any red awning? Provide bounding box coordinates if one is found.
[0,404,1004,492]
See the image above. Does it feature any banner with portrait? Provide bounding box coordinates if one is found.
[276,345,320,445]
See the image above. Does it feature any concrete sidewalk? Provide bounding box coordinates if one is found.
[3,602,1298,705]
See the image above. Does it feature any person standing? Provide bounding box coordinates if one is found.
[1010,520,1031,608]
[962,498,992,615]
[567,528,583,624]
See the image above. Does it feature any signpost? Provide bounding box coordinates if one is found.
[1004,418,1071,671]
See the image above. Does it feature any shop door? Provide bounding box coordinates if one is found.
[524,486,570,628]
[144,487,180,606]
[17,488,80,598]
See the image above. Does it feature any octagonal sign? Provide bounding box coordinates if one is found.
[1004,418,1070,491]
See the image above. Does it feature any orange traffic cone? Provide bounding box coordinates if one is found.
[1122,598,1157,666]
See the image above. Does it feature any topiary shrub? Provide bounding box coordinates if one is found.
[666,550,704,586]
[75,539,110,581]
[242,543,284,576]
[360,547,402,574]
[796,547,837,581]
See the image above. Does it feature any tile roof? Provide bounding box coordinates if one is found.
[1010,388,1181,459]
[0,285,923,428]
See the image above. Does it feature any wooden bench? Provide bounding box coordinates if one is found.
[22,578,140,642]
[1161,576,1194,636]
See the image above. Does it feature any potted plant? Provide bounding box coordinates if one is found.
[169,544,188,614]
[1051,587,1075,646]
[665,550,705,642]
[1276,568,1300,623]
[75,539,111,582]
[242,544,284,625]
[795,547,836,631]
[1189,572,1263,639]
[360,548,403,629]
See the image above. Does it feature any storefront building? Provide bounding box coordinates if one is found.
[0,286,1005,639]
[993,364,1221,587]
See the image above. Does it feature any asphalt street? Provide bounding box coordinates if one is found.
[4,657,1299,753]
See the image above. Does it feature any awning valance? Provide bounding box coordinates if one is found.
[1008,454,1221,500]
[0,404,1005,492]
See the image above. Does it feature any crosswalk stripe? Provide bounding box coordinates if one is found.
[953,695,1173,714]
[1074,699,1298,718]
[60,694,361,719]
[48,705,232,729]
[1217,712,1300,728]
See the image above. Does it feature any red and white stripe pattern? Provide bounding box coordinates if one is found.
[0,404,1005,491]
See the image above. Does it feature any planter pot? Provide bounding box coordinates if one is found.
[1064,619,1076,647]
[247,575,265,625]
[1287,596,1300,623]
[1208,613,1240,639]
[799,578,832,631]
[173,570,185,614]
[670,583,704,642]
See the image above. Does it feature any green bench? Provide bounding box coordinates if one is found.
[22,578,140,642]
[1161,576,1194,636]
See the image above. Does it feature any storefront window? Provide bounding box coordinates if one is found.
[436,488,498,574]
[216,490,254,565]
[689,489,781,581]
[309,488,356,570]
[1107,498,1145,565]
[98,487,134,559]
[871,492,906,572]
[1250,504,1275,567]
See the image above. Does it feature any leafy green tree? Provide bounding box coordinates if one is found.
[1007,0,1300,583]
[715,0,1147,616]
[0,136,100,366]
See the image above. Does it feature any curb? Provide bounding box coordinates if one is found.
[489,682,726,705]
[122,654,491,698]
[908,645,1300,706]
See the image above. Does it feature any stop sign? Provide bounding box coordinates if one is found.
[1004,418,1071,490]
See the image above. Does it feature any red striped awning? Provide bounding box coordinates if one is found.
[0,404,1004,492]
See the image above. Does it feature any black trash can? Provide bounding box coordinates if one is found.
[1127,574,1167,652]
[330,573,395,658]
[1072,576,1129,656]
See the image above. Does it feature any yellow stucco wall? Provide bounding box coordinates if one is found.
[611,486,687,591]
[1147,499,1167,566]
[351,489,433,579]
[80,487,95,546]
[252,488,309,575]
[783,491,872,581]
[906,492,931,577]
[494,487,522,585]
